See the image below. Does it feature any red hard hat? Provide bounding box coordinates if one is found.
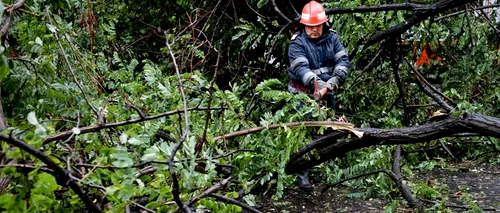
[300,1,328,26]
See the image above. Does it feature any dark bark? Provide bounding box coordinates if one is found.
[286,113,500,174]
[325,3,427,15]
[392,145,425,212]
[364,0,475,48]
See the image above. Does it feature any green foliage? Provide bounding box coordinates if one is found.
[0,0,498,212]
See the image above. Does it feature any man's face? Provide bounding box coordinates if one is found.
[305,24,323,39]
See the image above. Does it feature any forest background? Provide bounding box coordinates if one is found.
[0,0,499,212]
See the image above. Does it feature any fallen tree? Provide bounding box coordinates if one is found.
[285,113,500,174]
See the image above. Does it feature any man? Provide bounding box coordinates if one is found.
[287,0,352,191]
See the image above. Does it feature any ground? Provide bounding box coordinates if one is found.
[255,162,500,213]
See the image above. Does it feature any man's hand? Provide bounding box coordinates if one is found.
[326,76,340,91]
[316,79,329,91]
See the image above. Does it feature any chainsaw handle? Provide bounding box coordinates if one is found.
[313,87,328,101]
[312,79,329,101]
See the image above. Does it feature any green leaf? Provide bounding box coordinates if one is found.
[35,37,43,46]
[27,112,39,125]
[46,24,57,33]
[2,166,16,176]
[105,186,119,196]
[128,137,145,145]
[110,153,134,168]
[119,133,128,144]
[32,173,59,195]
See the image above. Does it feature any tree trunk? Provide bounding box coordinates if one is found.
[286,113,500,174]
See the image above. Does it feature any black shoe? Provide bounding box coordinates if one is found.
[296,170,313,191]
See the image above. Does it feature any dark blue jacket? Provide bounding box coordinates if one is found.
[287,28,352,87]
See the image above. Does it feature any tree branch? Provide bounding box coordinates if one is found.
[165,38,191,213]
[435,3,500,21]
[0,134,102,213]
[325,3,428,15]
[46,9,103,124]
[404,58,454,112]
[0,0,25,36]
[393,145,425,212]
[271,0,291,23]
[286,113,500,174]
[213,121,359,141]
[364,0,475,48]
[0,163,54,174]
[388,40,410,125]
[208,194,263,213]
[44,107,225,143]
[185,176,232,207]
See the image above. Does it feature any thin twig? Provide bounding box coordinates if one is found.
[132,201,156,213]
[245,0,266,18]
[364,0,475,48]
[271,0,291,23]
[200,43,221,147]
[209,194,263,213]
[321,169,392,194]
[0,164,54,174]
[326,3,427,15]
[402,144,441,154]
[347,48,382,91]
[186,176,233,207]
[135,166,157,178]
[435,3,500,21]
[388,40,410,125]
[438,139,458,160]
[47,9,103,123]
[263,21,293,73]
[119,33,153,54]
[474,2,500,38]
[166,38,191,213]
[44,107,225,143]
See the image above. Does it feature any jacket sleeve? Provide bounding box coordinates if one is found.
[331,35,352,82]
[288,40,316,86]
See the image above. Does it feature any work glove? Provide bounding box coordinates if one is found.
[326,76,340,91]
[316,79,329,91]
[304,76,324,90]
